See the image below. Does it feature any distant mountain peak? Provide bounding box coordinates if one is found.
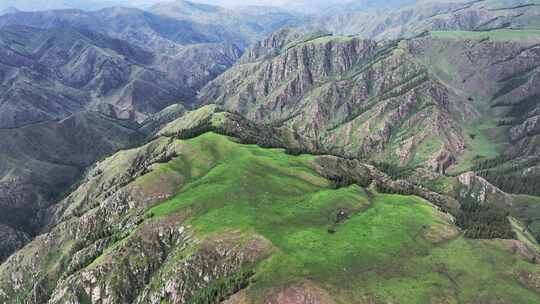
[0,6,19,15]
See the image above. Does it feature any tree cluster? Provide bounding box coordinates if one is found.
[174,122,214,140]
[327,175,357,189]
[455,198,515,239]
[375,182,417,196]
[190,269,254,304]
[470,155,512,172]
[371,161,414,180]
[478,172,540,196]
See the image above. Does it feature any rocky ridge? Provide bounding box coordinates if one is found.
[199,29,470,172]
[311,0,540,40]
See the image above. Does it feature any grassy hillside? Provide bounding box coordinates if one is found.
[414,29,540,195]
[1,131,539,303]
[140,133,540,303]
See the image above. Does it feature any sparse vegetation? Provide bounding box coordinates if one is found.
[190,269,255,304]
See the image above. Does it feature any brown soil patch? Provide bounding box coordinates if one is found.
[421,223,460,244]
[128,169,184,208]
[223,290,250,304]
[264,281,336,304]
[202,231,276,263]
[515,269,540,292]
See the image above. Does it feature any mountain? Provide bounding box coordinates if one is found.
[1,1,540,303]
[194,0,413,13]
[0,4,303,89]
[0,7,244,88]
[0,23,173,260]
[310,0,540,39]
[0,109,144,262]
[0,105,538,303]
[0,0,125,11]
[198,29,468,171]
[0,6,18,15]
[413,29,540,196]
[0,3,253,261]
[0,24,192,127]
[148,0,304,48]
[198,27,540,193]
[0,21,224,261]
[0,0,304,262]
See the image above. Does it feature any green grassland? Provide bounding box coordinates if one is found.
[449,118,505,174]
[141,133,540,303]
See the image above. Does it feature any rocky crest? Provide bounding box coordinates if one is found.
[199,31,470,172]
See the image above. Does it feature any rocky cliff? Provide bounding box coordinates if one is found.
[199,27,540,184]
[199,30,471,172]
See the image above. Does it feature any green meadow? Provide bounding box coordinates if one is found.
[143,133,540,303]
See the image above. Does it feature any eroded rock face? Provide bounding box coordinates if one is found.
[457,172,510,205]
[137,232,274,304]
[511,115,540,142]
[199,33,469,171]
[0,135,183,303]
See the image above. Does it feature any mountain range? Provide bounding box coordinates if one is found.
[0,0,171,12]
[0,1,288,262]
[0,0,539,303]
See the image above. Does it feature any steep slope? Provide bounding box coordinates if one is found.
[199,29,471,172]
[149,0,303,48]
[0,107,538,304]
[409,29,540,194]
[0,7,244,92]
[311,0,540,39]
[198,28,540,186]
[0,110,144,262]
[0,24,191,127]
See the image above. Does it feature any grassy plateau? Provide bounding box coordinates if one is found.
[137,133,540,303]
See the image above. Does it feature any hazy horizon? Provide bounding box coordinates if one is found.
[0,0,354,12]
